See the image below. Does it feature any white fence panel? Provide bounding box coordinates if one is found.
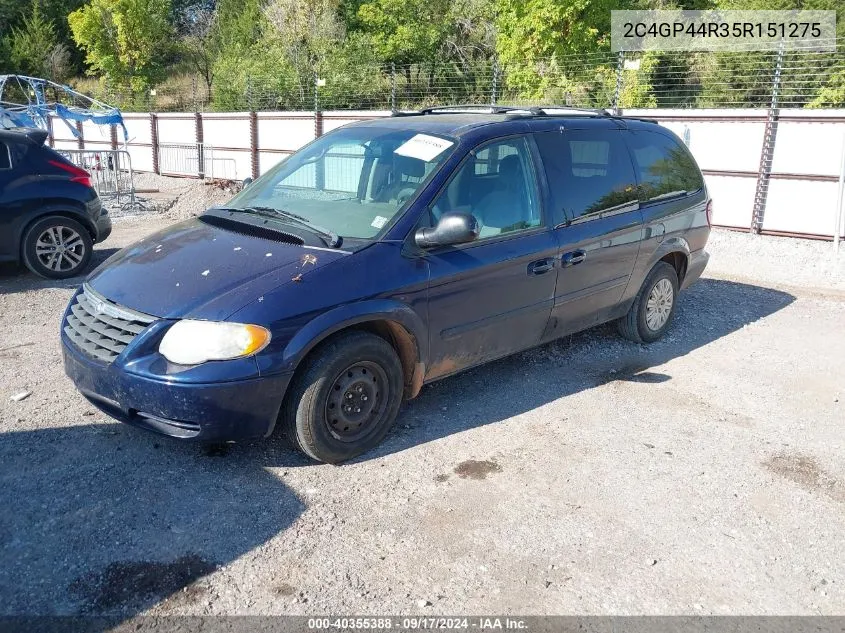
[762,179,841,236]
[257,112,315,152]
[704,175,756,229]
[156,114,195,144]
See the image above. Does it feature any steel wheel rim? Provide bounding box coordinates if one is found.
[35,226,85,272]
[324,361,389,443]
[645,278,674,331]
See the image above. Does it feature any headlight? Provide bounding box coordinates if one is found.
[159,320,271,365]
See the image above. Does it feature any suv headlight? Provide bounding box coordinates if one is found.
[159,320,271,365]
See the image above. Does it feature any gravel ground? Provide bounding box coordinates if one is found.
[101,173,239,222]
[1,212,844,618]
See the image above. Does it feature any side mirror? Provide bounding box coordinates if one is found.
[242,177,253,188]
[414,212,479,249]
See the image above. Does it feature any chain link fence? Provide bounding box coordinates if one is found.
[89,41,845,113]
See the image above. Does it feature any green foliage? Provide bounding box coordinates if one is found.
[4,0,839,112]
[495,0,619,65]
[357,0,452,65]
[809,70,845,108]
[68,0,173,93]
[6,1,59,78]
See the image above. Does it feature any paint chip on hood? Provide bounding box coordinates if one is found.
[201,270,210,276]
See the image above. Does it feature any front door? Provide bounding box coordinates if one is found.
[533,127,644,339]
[421,136,558,380]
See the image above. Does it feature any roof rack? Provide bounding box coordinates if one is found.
[391,104,614,118]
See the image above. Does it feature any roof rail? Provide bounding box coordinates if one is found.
[391,104,615,118]
[420,105,523,115]
[535,105,613,117]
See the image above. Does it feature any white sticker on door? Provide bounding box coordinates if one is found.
[371,215,389,229]
[394,134,454,162]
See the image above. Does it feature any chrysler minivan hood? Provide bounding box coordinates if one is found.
[87,218,347,320]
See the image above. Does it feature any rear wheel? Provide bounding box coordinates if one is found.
[22,216,93,279]
[282,331,404,464]
[617,261,679,343]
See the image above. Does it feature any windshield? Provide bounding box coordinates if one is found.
[224,126,457,240]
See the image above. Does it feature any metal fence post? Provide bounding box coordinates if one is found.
[150,113,160,175]
[751,43,785,234]
[390,62,397,113]
[314,72,323,139]
[249,110,259,180]
[613,51,624,115]
[195,112,205,179]
[491,59,499,106]
[835,131,845,251]
[75,121,84,150]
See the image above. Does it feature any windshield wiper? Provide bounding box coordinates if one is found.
[219,206,342,248]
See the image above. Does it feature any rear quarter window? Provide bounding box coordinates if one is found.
[626,130,704,202]
[534,129,639,222]
[0,141,11,169]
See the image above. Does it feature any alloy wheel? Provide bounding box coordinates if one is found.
[35,226,86,273]
[645,278,674,331]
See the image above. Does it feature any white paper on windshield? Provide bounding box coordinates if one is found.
[371,215,388,229]
[394,134,453,162]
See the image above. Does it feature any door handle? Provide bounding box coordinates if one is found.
[527,258,555,275]
[561,250,586,267]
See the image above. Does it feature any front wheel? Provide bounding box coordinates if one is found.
[282,331,404,464]
[617,261,679,343]
[22,216,93,279]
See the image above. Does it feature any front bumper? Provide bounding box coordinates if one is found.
[62,336,292,441]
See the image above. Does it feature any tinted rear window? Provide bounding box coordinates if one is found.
[626,130,704,202]
[534,129,638,221]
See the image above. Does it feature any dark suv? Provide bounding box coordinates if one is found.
[0,127,111,279]
[62,106,710,463]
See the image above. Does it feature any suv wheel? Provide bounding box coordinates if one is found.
[617,261,679,343]
[22,216,93,280]
[282,331,404,463]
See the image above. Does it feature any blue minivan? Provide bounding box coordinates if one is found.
[61,106,710,463]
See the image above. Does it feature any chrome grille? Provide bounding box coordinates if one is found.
[64,284,156,363]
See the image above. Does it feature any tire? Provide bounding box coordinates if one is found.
[617,261,679,344]
[22,216,93,280]
[282,331,404,464]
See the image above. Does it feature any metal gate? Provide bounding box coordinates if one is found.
[158,143,237,179]
[56,149,137,210]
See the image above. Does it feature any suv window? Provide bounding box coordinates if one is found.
[431,136,541,239]
[0,141,11,169]
[626,130,704,203]
[534,129,638,222]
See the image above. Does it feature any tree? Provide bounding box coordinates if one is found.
[175,0,220,93]
[495,0,618,66]
[7,1,59,78]
[356,0,452,66]
[264,0,345,73]
[68,0,173,93]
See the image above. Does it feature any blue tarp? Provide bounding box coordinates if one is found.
[0,75,128,143]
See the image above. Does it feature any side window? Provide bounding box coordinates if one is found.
[534,129,638,222]
[626,130,704,202]
[432,136,541,239]
[0,142,11,170]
